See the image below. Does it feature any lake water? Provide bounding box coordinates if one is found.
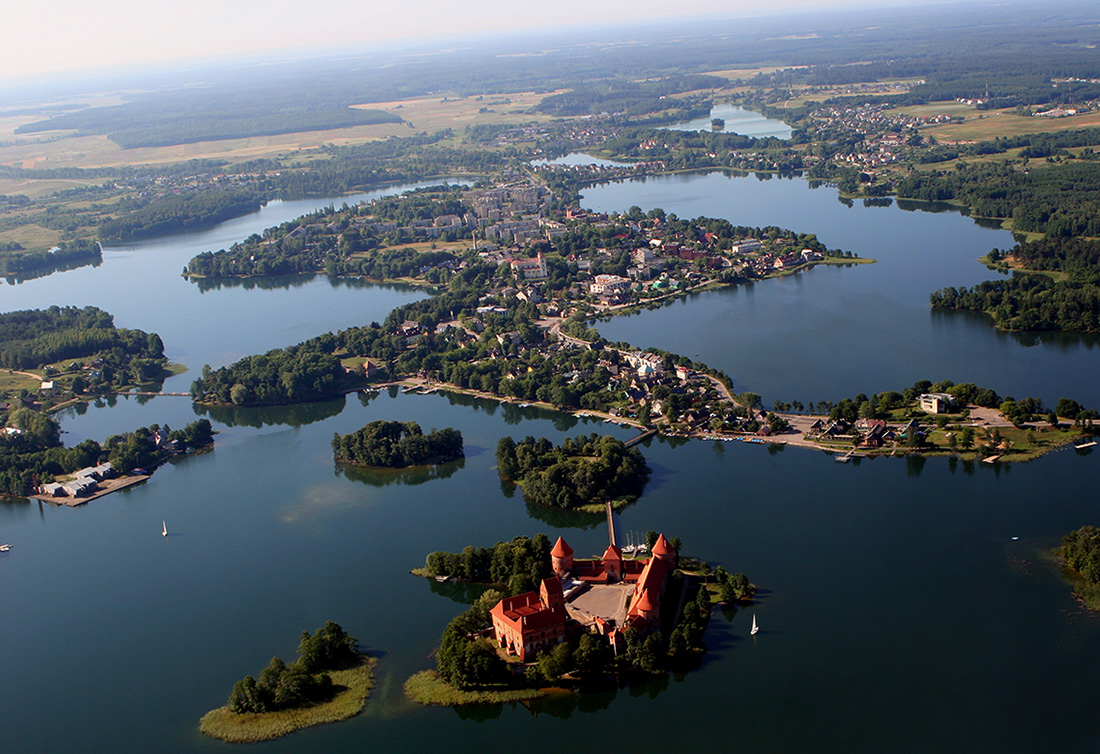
[660,104,793,139]
[532,153,632,168]
[3,172,1100,753]
[582,172,1100,408]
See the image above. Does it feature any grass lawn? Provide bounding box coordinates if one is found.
[199,655,377,743]
[0,224,64,253]
[0,370,40,392]
[404,670,545,706]
[351,239,473,257]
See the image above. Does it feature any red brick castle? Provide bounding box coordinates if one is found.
[489,534,676,661]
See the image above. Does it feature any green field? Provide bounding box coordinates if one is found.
[924,109,1100,142]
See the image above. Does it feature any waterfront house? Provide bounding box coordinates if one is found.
[919,393,955,414]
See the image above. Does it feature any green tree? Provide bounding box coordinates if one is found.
[537,642,573,682]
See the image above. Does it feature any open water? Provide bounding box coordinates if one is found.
[2,157,1100,752]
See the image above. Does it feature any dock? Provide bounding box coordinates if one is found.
[29,474,151,506]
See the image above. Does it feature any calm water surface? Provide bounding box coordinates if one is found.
[660,104,793,139]
[583,171,1100,407]
[2,173,1100,753]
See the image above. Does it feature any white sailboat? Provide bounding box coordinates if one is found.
[161,520,167,537]
[750,614,759,635]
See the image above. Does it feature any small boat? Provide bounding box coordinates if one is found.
[161,521,168,537]
[0,543,12,552]
[751,614,759,636]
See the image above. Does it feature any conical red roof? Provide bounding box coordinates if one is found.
[651,533,673,556]
[603,544,623,561]
[550,536,573,557]
[636,589,657,612]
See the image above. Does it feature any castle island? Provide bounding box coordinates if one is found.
[490,533,676,661]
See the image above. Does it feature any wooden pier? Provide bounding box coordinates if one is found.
[605,500,618,547]
[623,428,657,449]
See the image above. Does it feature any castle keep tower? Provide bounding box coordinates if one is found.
[550,536,574,577]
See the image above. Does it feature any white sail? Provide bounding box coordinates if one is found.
[751,614,759,635]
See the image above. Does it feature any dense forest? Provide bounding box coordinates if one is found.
[0,306,165,374]
[98,190,265,241]
[189,346,345,406]
[495,434,650,510]
[0,415,213,497]
[332,420,463,468]
[930,275,1100,333]
[896,160,1100,238]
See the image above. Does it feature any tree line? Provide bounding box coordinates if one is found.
[423,534,553,597]
[0,305,165,372]
[0,239,100,277]
[98,190,266,242]
[931,275,1100,333]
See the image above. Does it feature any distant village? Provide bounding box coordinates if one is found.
[175,172,1079,458]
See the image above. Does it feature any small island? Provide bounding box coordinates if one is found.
[407,531,754,706]
[332,420,463,468]
[1059,526,1100,610]
[199,621,375,743]
[496,433,650,513]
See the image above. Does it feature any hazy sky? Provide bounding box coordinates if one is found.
[5,0,945,84]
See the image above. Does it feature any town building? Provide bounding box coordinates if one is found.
[510,252,548,280]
